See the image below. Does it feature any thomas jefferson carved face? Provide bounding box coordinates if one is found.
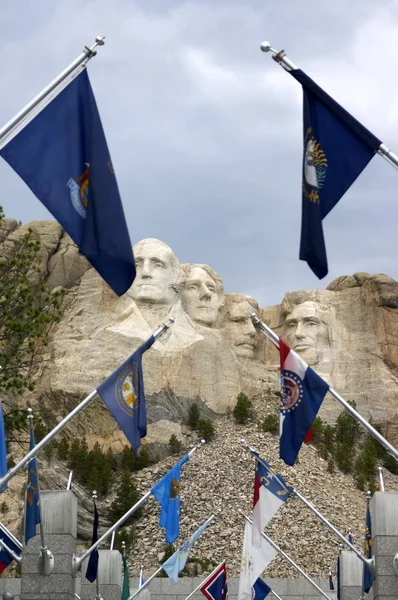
[182,265,224,327]
[131,239,181,307]
[222,295,259,359]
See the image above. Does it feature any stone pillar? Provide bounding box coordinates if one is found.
[371,491,398,600]
[338,550,363,600]
[80,550,122,600]
[21,490,77,600]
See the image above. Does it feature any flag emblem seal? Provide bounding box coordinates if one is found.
[169,478,180,498]
[115,364,139,416]
[303,127,327,202]
[67,166,89,218]
[280,370,304,413]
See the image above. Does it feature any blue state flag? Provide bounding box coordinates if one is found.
[85,500,99,582]
[25,428,41,544]
[162,517,211,583]
[252,578,271,600]
[0,402,7,492]
[0,69,135,296]
[289,69,381,279]
[363,503,373,593]
[97,336,155,453]
[151,453,190,544]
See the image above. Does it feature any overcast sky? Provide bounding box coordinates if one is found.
[0,0,397,306]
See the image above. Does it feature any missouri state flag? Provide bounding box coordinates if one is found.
[279,338,329,465]
[250,449,293,546]
[289,69,381,279]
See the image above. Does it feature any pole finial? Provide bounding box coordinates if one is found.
[27,407,33,420]
[95,36,105,46]
[92,490,97,501]
[366,490,372,501]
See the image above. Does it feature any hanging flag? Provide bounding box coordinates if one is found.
[238,522,277,600]
[25,427,41,544]
[121,553,130,600]
[151,453,190,544]
[0,69,135,296]
[329,568,334,591]
[363,503,373,593]
[0,524,22,573]
[348,528,353,545]
[336,555,341,600]
[249,449,293,546]
[252,578,271,600]
[162,517,212,584]
[200,562,228,600]
[289,69,382,279]
[0,402,7,492]
[279,337,329,465]
[97,335,155,454]
[85,500,99,582]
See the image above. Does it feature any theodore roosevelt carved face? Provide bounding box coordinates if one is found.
[130,238,182,307]
[222,294,259,359]
[181,264,224,327]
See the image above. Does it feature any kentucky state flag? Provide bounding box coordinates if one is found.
[0,69,135,296]
[97,335,155,453]
[250,449,293,547]
[290,69,381,279]
[162,517,211,583]
[151,453,190,544]
[252,578,271,600]
[200,562,228,600]
[0,524,22,573]
[279,338,329,465]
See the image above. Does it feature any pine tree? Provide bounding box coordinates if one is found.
[108,471,142,526]
[57,437,70,461]
[187,404,200,430]
[233,393,252,424]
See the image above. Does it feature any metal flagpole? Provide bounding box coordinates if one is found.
[0,36,105,145]
[377,467,385,491]
[0,539,22,565]
[139,564,144,588]
[241,439,376,577]
[259,42,398,171]
[27,409,54,577]
[360,490,373,600]
[240,512,332,600]
[0,319,174,492]
[127,509,221,600]
[183,560,226,600]
[66,471,73,491]
[251,313,398,462]
[72,439,206,576]
[110,530,116,551]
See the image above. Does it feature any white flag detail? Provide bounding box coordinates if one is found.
[238,522,277,600]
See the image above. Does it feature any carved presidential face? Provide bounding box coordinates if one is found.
[131,239,180,306]
[183,266,223,327]
[223,298,258,359]
[284,301,328,361]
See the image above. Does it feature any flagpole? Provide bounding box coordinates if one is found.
[259,42,398,171]
[0,538,22,565]
[182,560,226,600]
[241,439,376,577]
[250,313,398,462]
[0,320,174,492]
[139,564,144,588]
[240,512,332,600]
[27,409,54,577]
[0,36,105,145]
[72,438,206,576]
[126,508,221,600]
[377,467,385,491]
[360,490,372,600]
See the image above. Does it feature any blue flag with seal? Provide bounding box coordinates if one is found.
[85,499,99,582]
[97,335,155,453]
[25,427,41,545]
[363,502,373,593]
[162,517,211,583]
[0,402,7,493]
[289,69,381,279]
[252,578,271,600]
[151,453,190,544]
[0,69,135,296]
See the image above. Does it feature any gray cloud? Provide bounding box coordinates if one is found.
[0,0,397,307]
